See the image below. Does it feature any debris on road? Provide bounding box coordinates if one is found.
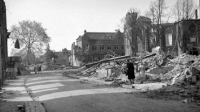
[63,48,200,104]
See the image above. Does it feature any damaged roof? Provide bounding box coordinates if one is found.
[84,32,115,40]
[76,30,124,41]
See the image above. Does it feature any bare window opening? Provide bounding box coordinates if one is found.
[189,48,198,56]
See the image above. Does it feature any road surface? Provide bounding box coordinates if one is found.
[25,71,200,112]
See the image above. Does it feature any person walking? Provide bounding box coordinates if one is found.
[126,59,135,84]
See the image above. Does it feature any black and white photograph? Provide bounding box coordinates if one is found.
[1,0,200,112]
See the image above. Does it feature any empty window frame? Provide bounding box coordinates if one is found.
[92,45,97,51]
[121,45,124,49]
[165,33,172,46]
[100,45,104,50]
[114,45,118,50]
[107,45,111,50]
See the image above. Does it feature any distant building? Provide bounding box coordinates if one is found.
[0,0,10,86]
[54,48,71,65]
[75,30,125,63]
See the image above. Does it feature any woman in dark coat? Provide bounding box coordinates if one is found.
[126,59,135,84]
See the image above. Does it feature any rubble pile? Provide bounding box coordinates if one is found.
[63,46,200,102]
[169,53,199,65]
[158,54,200,82]
[144,54,200,103]
[46,63,69,70]
[140,47,171,70]
[141,53,164,68]
[145,80,200,103]
[145,53,200,82]
[80,63,102,76]
[62,70,80,76]
[84,61,124,79]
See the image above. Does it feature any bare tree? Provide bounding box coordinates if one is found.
[145,2,157,25]
[145,0,167,46]
[154,0,167,45]
[172,0,196,21]
[145,2,157,47]
[10,20,50,64]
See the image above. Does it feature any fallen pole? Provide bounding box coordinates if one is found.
[85,55,131,68]
[85,53,156,68]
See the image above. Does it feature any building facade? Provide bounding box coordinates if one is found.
[76,30,125,63]
[0,0,9,86]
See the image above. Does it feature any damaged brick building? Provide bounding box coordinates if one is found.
[175,19,200,55]
[160,19,200,56]
[124,18,200,57]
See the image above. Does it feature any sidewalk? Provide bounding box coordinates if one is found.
[0,76,46,112]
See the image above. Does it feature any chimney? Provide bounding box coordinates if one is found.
[199,0,200,19]
[84,30,87,34]
[195,9,198,19]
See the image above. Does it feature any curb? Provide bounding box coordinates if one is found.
[25,101,46,112]
[24,75,46,112]
[64,74,80,79]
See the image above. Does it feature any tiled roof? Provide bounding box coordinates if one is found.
[84,32,116,40]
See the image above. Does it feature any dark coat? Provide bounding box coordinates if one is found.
[126,62,135,79]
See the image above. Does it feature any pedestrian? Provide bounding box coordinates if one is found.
[34,64,42,74]
[126,59,135,84]
[34,64,38,74]
[38,64,42,73]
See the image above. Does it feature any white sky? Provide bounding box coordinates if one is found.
[4,0,199,54]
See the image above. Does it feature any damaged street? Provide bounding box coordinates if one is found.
[24,70,200,112]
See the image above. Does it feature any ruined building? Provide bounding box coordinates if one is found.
[124,13,151,56]
[175,19,200,55]
[124,12,200,57]
[158,19,200,56]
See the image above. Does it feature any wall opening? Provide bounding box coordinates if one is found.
[189,47,199,56]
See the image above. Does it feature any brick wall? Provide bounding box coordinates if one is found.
[175,20,200,55]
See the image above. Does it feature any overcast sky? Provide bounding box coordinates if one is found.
[4,0,199,54]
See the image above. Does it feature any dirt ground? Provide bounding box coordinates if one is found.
[134,90,200,106]
[0,100,25,112]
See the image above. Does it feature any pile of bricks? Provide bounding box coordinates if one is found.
[143,54,200,103]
